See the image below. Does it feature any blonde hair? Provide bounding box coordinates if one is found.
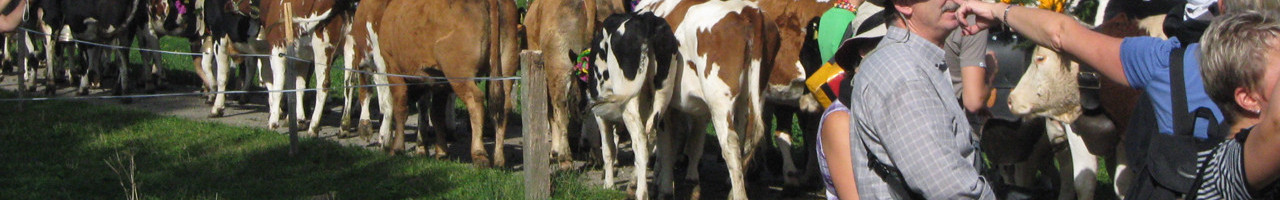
[1200,10,1280,122]
[1219,0,1280,15]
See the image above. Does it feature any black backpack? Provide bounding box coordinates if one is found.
[1124,48,1228,199]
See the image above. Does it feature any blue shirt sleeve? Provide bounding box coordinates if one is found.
[1121,37,1183,90]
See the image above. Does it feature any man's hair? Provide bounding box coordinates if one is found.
[1200,10,1280,123]
[1219,0,1280,15]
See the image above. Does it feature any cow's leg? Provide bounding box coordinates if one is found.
[1063,123,1096,200]
[545,53,575,169]
[211,37,231,117]
[294,62,310,127]
[308,35,333,136]
[42,24,54,95]
[266,46,289,129]
[487,78,510,167]
[707,100,747,199]
[427,89,451,158]
[385,78,409,154]
[340,34,359,134]
[768,106,802,186]
[201,36,217,104]
[449,80,490,167]
[115,42,131,103]
[620,100,651,199]
[21,31,34,90]
[684,117,708,182]
[596,117,617,189]
[360,81,376,138]
[656,122,677,198]
[367,31,395,146]
[140,28,161,92]
[1048,121,1096,200]
[1113,143,1131,199]
[77,48,96,96]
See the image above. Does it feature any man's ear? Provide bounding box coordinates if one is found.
[1236,87,1264,115]
[894,1,914,17]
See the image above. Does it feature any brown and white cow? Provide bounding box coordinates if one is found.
[348,0,519,167]
[1006,13,1163,199]
[523,0,631,168]
[614,0,777,198]
[756,0,832,186]
[252,0,353,136]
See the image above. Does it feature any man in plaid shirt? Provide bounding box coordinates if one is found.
[847,0,995,198]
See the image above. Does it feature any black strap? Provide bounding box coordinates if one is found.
[858,134,923,199]
[1170,48,1193,137]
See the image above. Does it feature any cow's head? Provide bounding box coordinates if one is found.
[584,12,678,114]
[1008,46,1083,122]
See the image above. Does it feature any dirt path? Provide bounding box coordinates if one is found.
[0,74,824,199]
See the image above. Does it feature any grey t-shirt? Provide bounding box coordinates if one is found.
[944,28,989,98]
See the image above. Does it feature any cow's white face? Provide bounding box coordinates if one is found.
[1009,46,1083,122]
[587,15,646,113]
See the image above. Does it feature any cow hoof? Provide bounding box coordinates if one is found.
[269,121,281,129]
[412,147,428,156]
[557,159,575,171]
[307,129,320,137]
[494,158,506,168]
[210,109,224,118]
[472,155,492,168]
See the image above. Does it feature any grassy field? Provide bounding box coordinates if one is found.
[0,92,623,199]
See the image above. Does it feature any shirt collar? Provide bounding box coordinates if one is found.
[884,26,947,71]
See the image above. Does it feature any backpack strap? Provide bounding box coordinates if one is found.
[1170,48,1193,137]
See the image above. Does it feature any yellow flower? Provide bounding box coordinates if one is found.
[1037,0,1065,13]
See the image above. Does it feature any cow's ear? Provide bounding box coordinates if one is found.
[568,50,579,64]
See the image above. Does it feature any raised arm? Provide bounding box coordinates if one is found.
[957,1,1130,87]
[0,0,25,33]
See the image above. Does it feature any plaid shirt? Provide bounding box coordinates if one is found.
[848,26,995,199]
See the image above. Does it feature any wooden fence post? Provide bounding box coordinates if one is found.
[520,50,550,199]
[283,3,298,157]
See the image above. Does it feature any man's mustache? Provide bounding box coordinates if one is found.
[943,1,961,12]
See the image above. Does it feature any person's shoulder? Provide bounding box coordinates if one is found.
[1122,36,1183,52]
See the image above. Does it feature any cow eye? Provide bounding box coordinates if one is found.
[1034,56,1046,63]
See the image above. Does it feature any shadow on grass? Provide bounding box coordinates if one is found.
[0,93,622,199]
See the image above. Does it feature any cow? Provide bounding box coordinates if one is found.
[38,0,147,101]
[755,0,831,186]
[615,0,778,198]
[1004,13,1164,199]
[140,0,205,94]
[201,0,267,119]
[585,12,681,199]
[347,0,519,167]
[523,0,631,168]
[255,0,353,135]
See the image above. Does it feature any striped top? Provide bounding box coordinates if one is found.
[1195,129,1280,199]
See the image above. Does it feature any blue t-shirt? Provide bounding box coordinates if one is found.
[1121,37,1223,139]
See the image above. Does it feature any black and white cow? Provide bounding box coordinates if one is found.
[585,12,680,199]
[39,0,147,100]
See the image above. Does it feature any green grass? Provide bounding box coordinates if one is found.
[0,92,623,199]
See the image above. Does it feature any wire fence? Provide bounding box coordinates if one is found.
[2,27,524,102]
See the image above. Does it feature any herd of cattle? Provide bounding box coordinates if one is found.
[0,0,1187,198]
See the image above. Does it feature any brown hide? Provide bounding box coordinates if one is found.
[758,0,830,105]
[523,0,629,164]
[259,0,340,47]
[354,0,519,167]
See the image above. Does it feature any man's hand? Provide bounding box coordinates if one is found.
[956,1,1002,36]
